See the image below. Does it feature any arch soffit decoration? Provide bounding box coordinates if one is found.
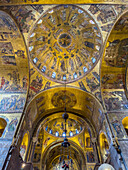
[25,86,104,137]
[100,10,128,112]
[41,140,86,168]
[0,10,29,93]
[0,10,29,142]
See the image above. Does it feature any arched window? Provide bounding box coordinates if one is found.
[85,127,92,148]
[122,117,128,136]
[0,118,7,137]
[99,132,109,161]
[20,132,29,160]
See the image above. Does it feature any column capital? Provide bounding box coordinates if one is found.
[32,137,38,144]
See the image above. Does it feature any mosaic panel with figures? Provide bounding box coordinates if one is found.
[28,5,103,83]
[44,117,83,137]
[101,11,128,111]
[0,10,29,94]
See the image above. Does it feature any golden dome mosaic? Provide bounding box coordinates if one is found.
[44,117,83,138]
[29,5,103,83]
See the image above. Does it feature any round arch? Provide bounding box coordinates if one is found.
[22,86,104,169]
[30,111,96,169]
[122,116,128,136]
[25,86,104,138]
[99,132,109,162]
[0,118,7,137]
[41,140,86,170]
[101,10,128,112]
[20,131,29,161]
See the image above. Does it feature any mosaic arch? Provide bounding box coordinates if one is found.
[24,86,104,138]
[101,11,128,112]
[31,114,91,170]
[0,10,29,133]
[0,10,29,170]
[31,112,94,148]
[28,5,103,83]
[41,141,86,170]
[21,87,105,169]
[0,10,29,111]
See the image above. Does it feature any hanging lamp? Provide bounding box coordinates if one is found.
[61,80,71,170]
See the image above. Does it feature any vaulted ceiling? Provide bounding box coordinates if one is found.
[0,3,128,169]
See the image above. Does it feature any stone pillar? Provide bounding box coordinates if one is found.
[91,137,100,163]
[109,138,128,170]
[118,139,128,170]
[26,137,38,162]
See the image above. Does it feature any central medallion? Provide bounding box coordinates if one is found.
[58,33,71,48]
[29,5,103,83]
